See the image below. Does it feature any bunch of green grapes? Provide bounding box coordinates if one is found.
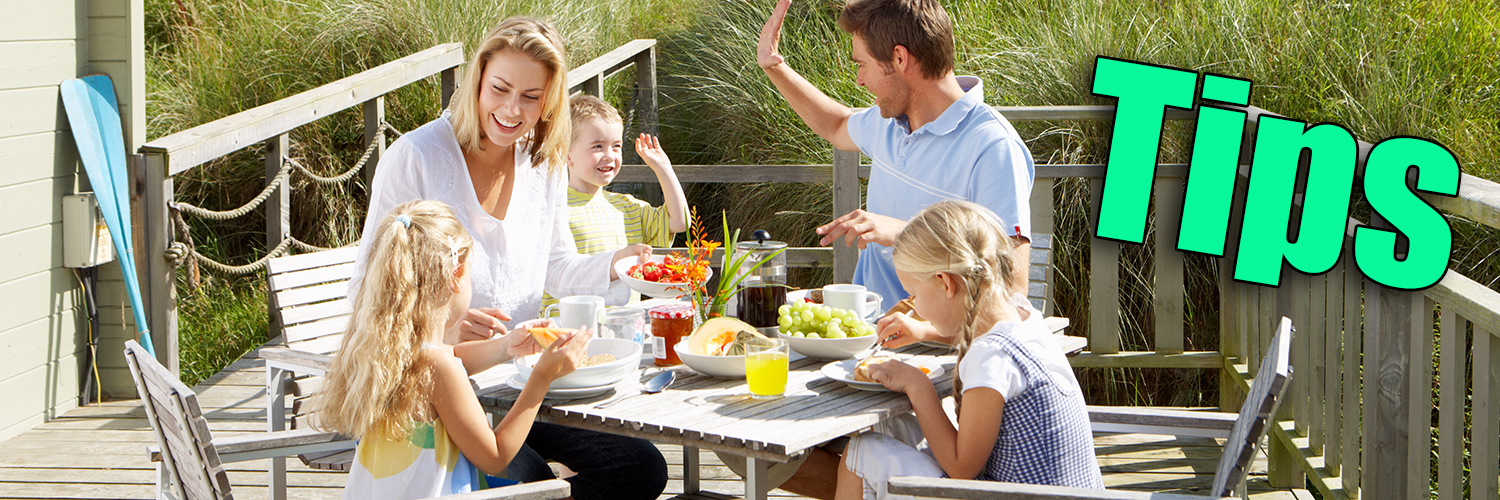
[777,301,876,338]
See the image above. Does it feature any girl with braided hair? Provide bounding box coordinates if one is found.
[789,200,1101,500]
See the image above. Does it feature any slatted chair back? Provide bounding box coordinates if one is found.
[125,340,234,500]
[1027,233,1053,315]
[1211,316,1294,497]
[268,246,360,358]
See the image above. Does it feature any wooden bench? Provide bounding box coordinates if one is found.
[125,340,570,500]
[258,247,359,497]
[889,316,1295,500]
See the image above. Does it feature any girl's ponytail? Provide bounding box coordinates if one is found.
[313,201,473,440]
[892,200,1016,411]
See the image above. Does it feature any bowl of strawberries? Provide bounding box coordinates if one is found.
[614,253,714,299]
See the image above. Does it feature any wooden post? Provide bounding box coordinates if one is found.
[440,66,458,109]
[582,74,603,97]
[362,97,385,189]
[1268,272,1303,489]
[1361,284,1423,498]
[1473,327,1500,500]
[1436,309,1465,500]
[142,153,178,373]
[1153,177,1184,354]
[1324,256,1344,475]
[1408,298,1434,499]
[1341,253,1363,494]
[1088,178,1120,354]
[635,47,658,137]
[266,134,290,342]
[832,148,861,284]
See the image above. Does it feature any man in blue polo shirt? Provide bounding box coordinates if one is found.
[757,0,1035,349]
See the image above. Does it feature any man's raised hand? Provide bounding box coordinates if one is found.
[757,0,792,70]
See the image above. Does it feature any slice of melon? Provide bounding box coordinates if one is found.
[688,317,769,356]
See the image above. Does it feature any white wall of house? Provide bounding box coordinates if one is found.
[0,0,144,440]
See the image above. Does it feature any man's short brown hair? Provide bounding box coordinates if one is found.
[838,0,955,79]
[568,94,623,142]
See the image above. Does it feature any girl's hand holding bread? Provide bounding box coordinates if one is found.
[533,328,592,382]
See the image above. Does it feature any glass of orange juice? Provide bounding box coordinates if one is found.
[745,338,789,399]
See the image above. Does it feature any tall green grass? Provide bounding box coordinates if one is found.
[151,0,1500,406]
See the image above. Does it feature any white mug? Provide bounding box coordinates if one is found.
[823,284,867,320]
[543,295,605,334]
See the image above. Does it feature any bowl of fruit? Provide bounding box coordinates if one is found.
[775,301,878,359]
[614,254,713,299]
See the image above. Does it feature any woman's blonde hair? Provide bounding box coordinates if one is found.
[449,17,571,171]
[313,200,474,440]
[892,200,1017,408]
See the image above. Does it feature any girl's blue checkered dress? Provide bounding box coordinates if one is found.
[975,333,1103,488]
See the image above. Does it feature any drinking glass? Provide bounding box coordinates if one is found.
[601,307,646,343]
[744,338,789,399]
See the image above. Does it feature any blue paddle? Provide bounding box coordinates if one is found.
[60,75,154,356]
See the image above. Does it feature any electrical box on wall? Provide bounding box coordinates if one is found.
[63,194,115,268]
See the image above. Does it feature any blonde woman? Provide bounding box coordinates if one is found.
[787,201,1101,500]
[317,200,590,499]
[348,17,666,500]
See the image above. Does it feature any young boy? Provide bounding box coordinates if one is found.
[564,94,689,302]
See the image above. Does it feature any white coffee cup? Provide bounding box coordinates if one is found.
[543,295,605,334]
[823,284,867,320]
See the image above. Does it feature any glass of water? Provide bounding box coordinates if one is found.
[601,307,647,344]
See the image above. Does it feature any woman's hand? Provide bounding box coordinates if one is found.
[865,358,932,395]
[609,244,652,280]
[533,328,592,382]
[876,312,946,348]
[458,308,513,343]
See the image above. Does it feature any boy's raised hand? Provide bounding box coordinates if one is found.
[636,134,672,169]
[535,327,593,382]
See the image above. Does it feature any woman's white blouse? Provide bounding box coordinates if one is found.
[349,112,612,326]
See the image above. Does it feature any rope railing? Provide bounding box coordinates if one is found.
[167,121,396,276]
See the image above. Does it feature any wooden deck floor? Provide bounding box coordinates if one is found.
[0,349,1308,499]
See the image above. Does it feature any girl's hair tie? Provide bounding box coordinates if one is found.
[395,214,412,228]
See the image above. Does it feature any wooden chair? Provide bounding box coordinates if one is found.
[890,316,1294,500]
[258,247,359,492]
[125,340,570,500]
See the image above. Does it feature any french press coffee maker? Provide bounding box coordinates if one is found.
[735,230,788,328]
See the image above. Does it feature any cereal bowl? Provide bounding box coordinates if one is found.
[515,338,641,389]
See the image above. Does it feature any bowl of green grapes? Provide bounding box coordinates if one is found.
[775,301,878,359]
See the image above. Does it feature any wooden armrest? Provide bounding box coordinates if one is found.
[1088,406,1237,439]
[1042,316,1070,334]
[260,346,334,372]
[148,429,354,463]
[432,479,571,500]
[887,476,1211,499]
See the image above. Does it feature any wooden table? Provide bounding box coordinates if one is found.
[473,343,958,500]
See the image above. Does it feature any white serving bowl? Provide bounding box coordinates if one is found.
[777,330,878,360]
[613,255,714,299]
[786,289,884,322]
[515,338,641,389]
[674,341,746,378]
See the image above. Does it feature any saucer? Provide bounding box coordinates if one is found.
[506,374,626,399]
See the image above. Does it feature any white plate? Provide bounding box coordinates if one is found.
[613,255,714,299]
[820,358,944,392]
[506,373,632,400]
[787,289,883,322]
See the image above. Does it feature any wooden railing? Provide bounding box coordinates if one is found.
[128,38,1500,499]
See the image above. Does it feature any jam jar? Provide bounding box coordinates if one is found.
[649,303,695,366]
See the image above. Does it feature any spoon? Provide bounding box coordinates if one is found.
[595,370,675,409]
